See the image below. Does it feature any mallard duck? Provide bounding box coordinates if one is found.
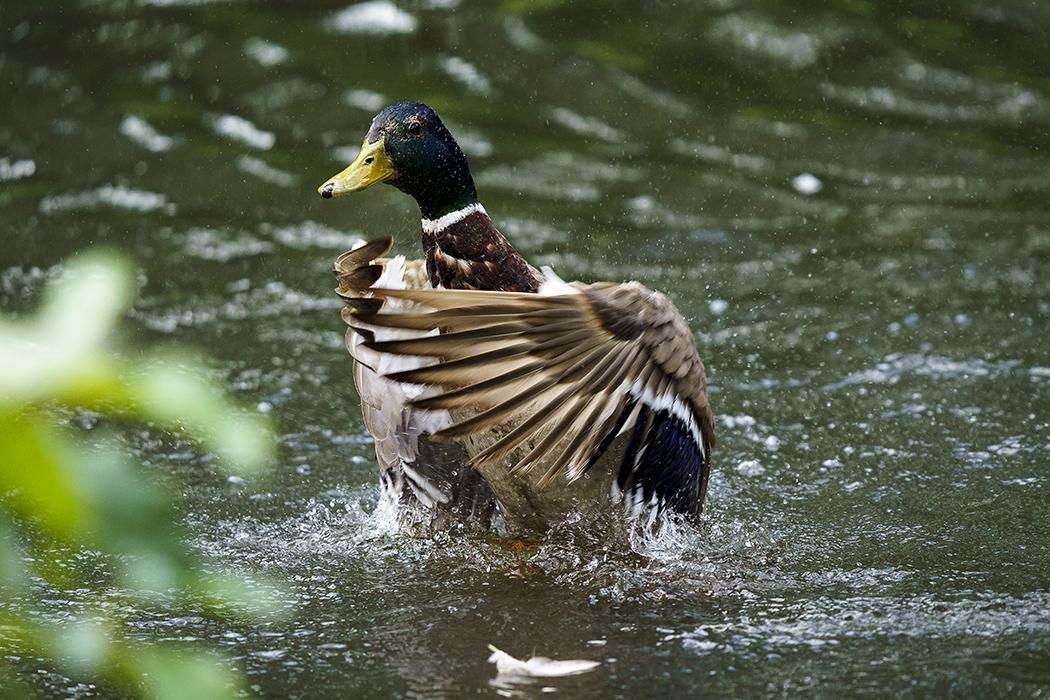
[318,102,716,534]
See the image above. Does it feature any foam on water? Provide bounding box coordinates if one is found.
[823,353,1024,392]
[666,591,1050,654]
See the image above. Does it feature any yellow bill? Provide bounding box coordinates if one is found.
[318,137,395,198]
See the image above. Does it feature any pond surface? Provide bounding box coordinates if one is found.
[3,0,1050,697]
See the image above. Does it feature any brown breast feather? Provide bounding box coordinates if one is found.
[422,211,543,293]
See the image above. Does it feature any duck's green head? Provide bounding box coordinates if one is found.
[318,101,479,220]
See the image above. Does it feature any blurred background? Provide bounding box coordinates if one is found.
[2,0,1049,698]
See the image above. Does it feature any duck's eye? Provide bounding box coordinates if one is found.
[407,122,423,136]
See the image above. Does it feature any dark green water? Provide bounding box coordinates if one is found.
[3,1,1050,697]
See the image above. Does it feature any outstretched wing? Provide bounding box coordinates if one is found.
[351,275,717,517]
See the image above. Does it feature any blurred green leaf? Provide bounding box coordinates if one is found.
[141,646,247,700]
[0,670,30,700]
[0,249,284,699]
[127,353,274,472]
[0,412,88,538]
[0,250,276,470]
[0,250,131,408]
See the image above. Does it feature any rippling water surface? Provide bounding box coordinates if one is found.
[3,1,1049,697]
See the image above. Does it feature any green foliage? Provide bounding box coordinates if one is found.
[0,250,280,699]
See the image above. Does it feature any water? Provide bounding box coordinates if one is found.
[3,1,1049,697]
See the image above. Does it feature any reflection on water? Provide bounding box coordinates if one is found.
[3,0,1050,697]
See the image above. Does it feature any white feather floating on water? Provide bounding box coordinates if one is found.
[487,645,600,678]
